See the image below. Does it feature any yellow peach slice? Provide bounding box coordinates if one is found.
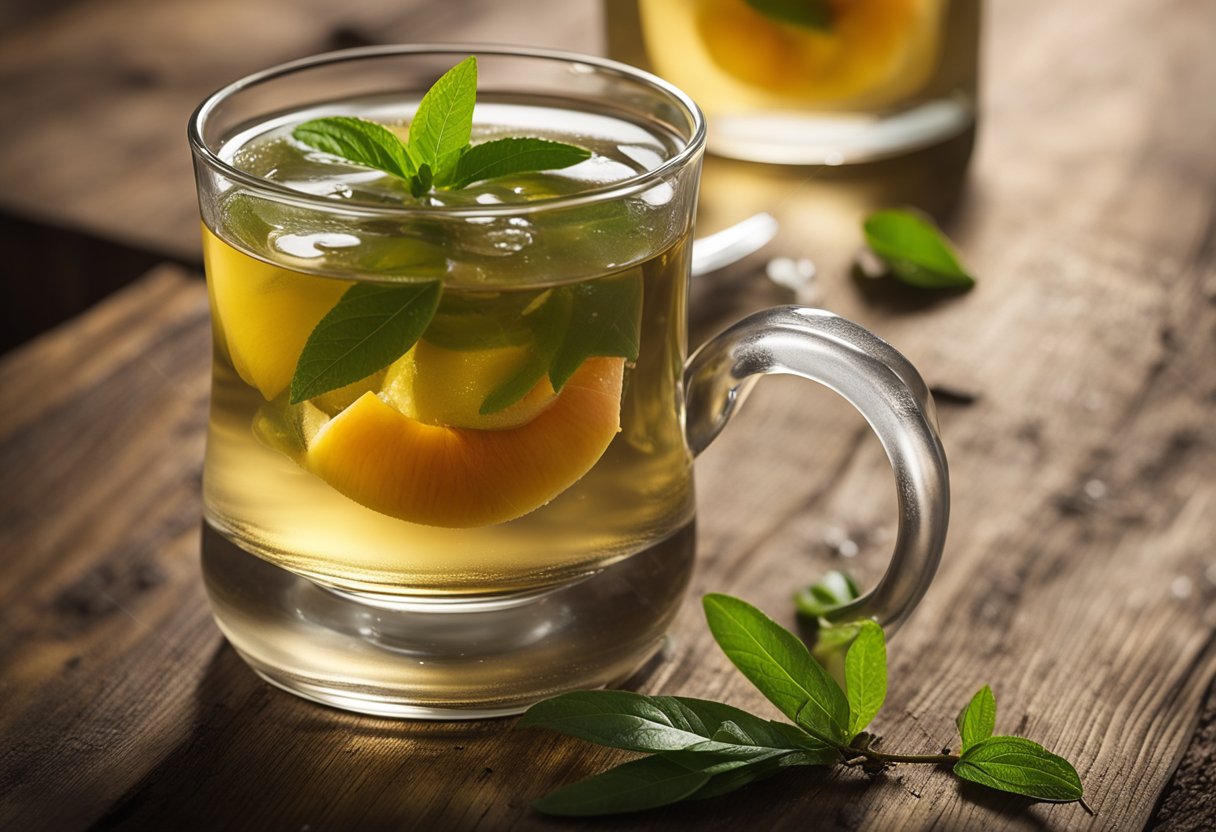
[307,357,624,527]
[202,225,349,400]
[383,339,557,431]
[694,0,941,106]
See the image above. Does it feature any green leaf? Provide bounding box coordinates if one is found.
[745,0,833,30]
[291,117,414,181]
[532,744,809,817]
[517,690,835,758]
[289,280,442,403]
[702,594,850,746]
[531,753,713,816]
[954,736,1084,802]
[408,55,477,184]
[844,621,886,738]
[478,288,571,415]
[956,685,997,751]
[863,209,975,290]
[548,270,643,391]
[409,163,433,198]
[451,137,591,188]
[688,751,809,801]
[795,570,860,619]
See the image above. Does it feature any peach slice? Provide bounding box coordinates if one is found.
[695,0,941,106]
[306,357,625,527]
[383,339,557,431]
[202,225,349,401]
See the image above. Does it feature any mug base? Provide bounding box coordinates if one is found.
[200,520,696,719]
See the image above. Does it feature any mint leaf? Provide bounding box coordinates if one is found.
[476,269,643,414]
[409,163,432,198]
[956,685,997,751]
[703,594,850,746]
[289,281,442,403]
[863,209,975,290]
[478,289,571,415]
[531,753,714,816]
[518,690,834,758]
[795,570,860,619]
[549,270,643,391]
[408,55,477,184]
[954,737,1084,802]
[292,117,414,181]
[844,621,886,738]
[533,743,819,817]
[451,138,591,188]
[745,0,833,30]
[688,751,811,801]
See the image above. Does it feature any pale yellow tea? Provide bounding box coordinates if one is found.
[201,96,696,596]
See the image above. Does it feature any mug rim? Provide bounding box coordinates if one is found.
[188,43,707,219]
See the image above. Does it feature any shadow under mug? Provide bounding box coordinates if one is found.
[189,45,948,718]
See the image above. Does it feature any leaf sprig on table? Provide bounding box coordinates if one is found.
[519,592,1089,817]
[279,56,645,407]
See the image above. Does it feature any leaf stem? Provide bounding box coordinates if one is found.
[837,742,959,766]
[866,750,960,765]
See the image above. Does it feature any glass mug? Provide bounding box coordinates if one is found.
[189,46,948,718]
[605,0,980,165]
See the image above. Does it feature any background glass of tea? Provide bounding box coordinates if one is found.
[606,0,980,165]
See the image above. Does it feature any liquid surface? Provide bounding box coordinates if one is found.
[202,96,696,594]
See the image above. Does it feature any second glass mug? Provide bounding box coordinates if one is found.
[189,45,948,718]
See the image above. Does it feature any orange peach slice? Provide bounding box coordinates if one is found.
[306,357,625,527]
[202,225,349,401]
[695,0,941,106]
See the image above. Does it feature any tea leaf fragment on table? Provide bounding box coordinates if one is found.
[795,569,860,619]
[862,208,976,290]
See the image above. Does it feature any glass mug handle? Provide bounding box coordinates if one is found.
[684,306,949,631]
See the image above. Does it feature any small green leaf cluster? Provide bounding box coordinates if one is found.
[279,57,638,407]
[862,208,975,290]
[520,592,1086,817]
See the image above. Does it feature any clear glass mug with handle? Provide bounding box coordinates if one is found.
[189,45,948,718]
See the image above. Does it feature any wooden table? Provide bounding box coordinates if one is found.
[2,1,1214,830]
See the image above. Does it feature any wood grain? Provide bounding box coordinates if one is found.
[0,0,601,261]
[1,0,1215,830]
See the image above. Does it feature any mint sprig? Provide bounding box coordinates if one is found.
[282,56,604,404]
[862,209,976,290]
[290,56,590,200]
[520,591,1090,817]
